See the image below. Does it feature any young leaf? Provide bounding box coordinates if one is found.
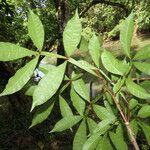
[73,120,87,150]
[87,117,98,134]
[134,62,150,75]
[0,57,38,96]
[0,42,36,61]
[63,10,82,56]
[59,95,73,117]
[89,33,101,67]
[138,105,150,118]
[133,44,150,60]
[101,50,129,75]
[30,100,55,128]
[120,14,134,58]
[139,121,150,145]
[50,115,82,132]
[72,77,90,102]
[28,10,44,50]
[82,132,101,150]
[32,62,67,109]
[126,77,150,99]
[109,131,128,150]
[71,87,85,115]
[68,58,98,76]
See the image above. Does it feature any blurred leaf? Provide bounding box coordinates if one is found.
[0,57,38,96]
[130,119,139,137]
[28,10,44,50]
[138,121,150,145]
[120,14,134,58]
[126,77,150,99]
[32,62,67,110]
[129,99,138,110]
[59,95,73,117]
[89,33,101,67]
[134,62,150,75]
[73,120,87,150]
[113,77,125,93]
[50,115,82,132]
[0,42,36,61]
[71,87,85,115]
[63,10,82,56]
[133,44,150,60]
[138,105,150,118]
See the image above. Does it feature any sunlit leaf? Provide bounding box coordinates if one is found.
[0,57,38,96]
[134,62,150,75]
[0,42,36,61]
[71,87,85,115]
[25,85,37,96]
[68,58,98,76]
[120,14,134,58]
[63,10,82,56]
[59,95,73,117]
[32,62,67,109]
[28,10,44,50]
[133,44,150,60]
[126,77,150,99]
[89,33,101,67]
[73,120,87,150]
[138,105,150,118]
[87,117,98,134]
[101,50,129,75]
[79,36,89,52]
[72,76,90,102]
[50,115,82,132]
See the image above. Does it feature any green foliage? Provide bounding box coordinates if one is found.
[0,9,150,150]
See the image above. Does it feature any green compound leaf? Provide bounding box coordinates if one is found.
[120,14,134,58]
[63,10,82,56]
[89,33,101,67]
[68,58,98,76]
[59,95,73,117]
[28,10,44,50]
[72,76,90,102]
[138,105,150,118]
[71,87,85,115]
[101,50,129,75]
[30,100,55,128]
[32,62,67,110]
[133,44,150,60]
[0,57,38,96]
[134,62,150,75]
[50,115,82,133]
[0,42,36,61]
[126,77,150,99]
[73,120,87,150]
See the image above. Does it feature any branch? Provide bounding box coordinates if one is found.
[79,0,128,17]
